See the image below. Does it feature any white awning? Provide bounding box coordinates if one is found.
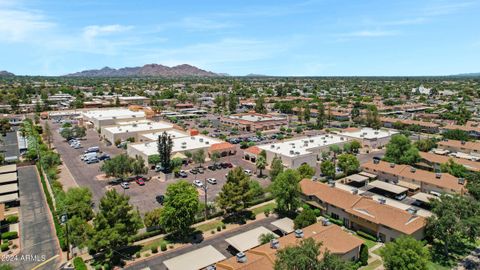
[163,245,226,270]
[411,192,437,203]
[271,217,294,234]
[368,180,408,194]
[225,226,276,252]
[346,174,369,182]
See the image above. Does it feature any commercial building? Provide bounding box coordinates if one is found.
[337,127,398,148]
[138,129,189,142]
[220,112,288,132]
[118,96,150,106]
[100,121,173,144]
[127,134,224,161]
[361,160,467,195]
[301,179,425,243]
[0,165,19,206]
[437,139,480,157]
[81,109,146,128]
[258,134,350,169]
[216,222,363,270]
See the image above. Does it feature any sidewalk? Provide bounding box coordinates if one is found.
[58,162,78,191]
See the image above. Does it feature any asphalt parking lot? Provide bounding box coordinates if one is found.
[48,120,271,214]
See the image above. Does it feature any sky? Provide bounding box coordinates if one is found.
[1,0,480,76]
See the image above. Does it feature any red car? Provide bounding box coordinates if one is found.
[135,177,145,186]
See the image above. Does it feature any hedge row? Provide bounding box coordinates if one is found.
[356,230,377,242]
[37,163,67,251]
[1,232,18,240]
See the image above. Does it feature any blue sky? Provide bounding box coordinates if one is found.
[1,0,479,76]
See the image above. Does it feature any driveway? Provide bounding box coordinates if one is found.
[11,166,60,270]
[127,215,278,270]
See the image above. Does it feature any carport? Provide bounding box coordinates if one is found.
[368,180,408,198]
[271,217,294,235]
[225,226,276,252]
[411,192,437,204]
[163,245,226,270]
[343,174,369,188]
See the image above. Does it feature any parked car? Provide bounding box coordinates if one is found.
[394,193,407,201]
[193,180,204,188]
[208,165,216,171]
[244,169,253,175]
[72,143,82,149]
[84,146,100,153]
[221,162,233,168]
[120,182,129,189]
[177,170,188,178]
[156,195,165,205]
[86,157,99,164]
[214,163,222,170]
[190,168,199,174]
[197,167,204,174]
[207,178,217,185]
[98,154,111,161]
[155,164,165,172]
[135,178,145,186]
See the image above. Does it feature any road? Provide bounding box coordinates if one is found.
[127,215,278,270]
[11,166,60,270]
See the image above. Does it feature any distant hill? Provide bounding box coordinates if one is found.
[65,64,220,77]
[450,72,480,77]
[0,70,15,76]
[245,73,269,77]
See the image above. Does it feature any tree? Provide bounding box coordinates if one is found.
[192,149,206,166]
[89,190,142,263]
[426,194,480,258]
[350,140,361,153]
[259,233,277,244]
[160,181,199,237]
[380,236,430,270]
[442,129,471,141]
[148,154,161,165]
[466,172,480,201]
[255,95,267,114]
[60,127,73,140]
[143,208,163,229]
[68,216,93,249]
[320,160,335,179]
[272,169,301,214]
[384,134,420,165]
[270,156,284,181]
[337,154,360,175]
[72,126,86,138]
[157,132,173,172]
[43,122,52,149]
[57,187,94,221]
[216,167,253,215]
[365,105,381,129]
[316,101,325,129]
[131,156,147,176]
[294,208,316,229]
[359,244,368,266]
[303,104,311,123]
[0,118,11,136]
[100,154,134,179]
[211,151,220,163]
[297,163,315,179]
[274,238,354,270]
[228,92,238,113]
[256,156,267,177]
[440,159,468,178]
[414,138,437,152]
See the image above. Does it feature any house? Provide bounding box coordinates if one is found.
[361,160,467,195]
[100,120,173,144]
[81,109,146,128]
[380,117,439,133]
[418,151,480,172]
[244,146,262,163]
[300,180,425,243]
[215,223,364,270]
[441,121,480,139]
[437,139,480,157]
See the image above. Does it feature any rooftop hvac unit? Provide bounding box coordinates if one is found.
[407,207,418,215]
[181,145,186,149]
[323,140,327,143]
[182,142,186,145]
[290,150,294,154]
[271,144,275,148]
[206,141,209,144]
[310,139,314,142]
[294,229,304,238]
[435,173,442,179]
[191,136,195,140]
[199,138,204,142]
[270,239,280,249]
[340,137,344,140]
[360,134,364,137]
[236,252,247,263]
[461,141,466,145]
[328,180,335,187]
[410,167,416,173]
[295,151,300,155]
[373,159,380,164]
[390,163,395,168]
[378,198,386,204]
[352,188,358,195]
[321,219,331,226]
[458,178,465,185]
[374,131,379,135]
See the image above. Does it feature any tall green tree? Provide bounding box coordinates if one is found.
[160,181,200,237]
[294,208,317,229]
[270,156,284,181]
[192,149,206,166]
[303,103,311,123]
[256,156,267,177]
[297,163,315,179]
[320,160,335,180]
[216,167,254,215]
[272,169,301,214]
[380,236,430,270]
[57,187,94,221]
[316,101,325,129]
[466,172,480,201]
[89,190,142,263]
[143,208,163,229]
[384,134,420,165]
[157,132,173,172]
[337,154,360,175]
[100,154,134,179]
[255,95,267,114]
[365,105,381,129]
[228,92,238,113]
[440,159,468,178]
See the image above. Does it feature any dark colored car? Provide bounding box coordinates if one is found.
[208,165,216,171]
[221,162,233,168]
[98,154,111,161]
[108,178,122,185]
[214,163,222,170]
[156,195,165,205]
[190,168,199,174]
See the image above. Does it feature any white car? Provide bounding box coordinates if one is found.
[244,169,253,175]
[120,182,129,189]
[207,178,217,185]
[193,180,204,188]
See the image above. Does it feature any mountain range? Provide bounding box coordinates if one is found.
[65,64,220,77]
[0,71,15,76]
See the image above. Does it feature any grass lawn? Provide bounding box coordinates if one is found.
[195,220,224,232]
[354,234,377,250]
[426,261,450,270]
[141,238,169,252]
[251,202,276,215]
[372,247,383,256]
[361,259,382,270]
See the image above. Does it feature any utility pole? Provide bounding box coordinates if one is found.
[61,213,70,260]
[203,178,208,221]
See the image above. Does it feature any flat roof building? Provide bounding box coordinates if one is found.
[0,165,18,205]
[258,134,350,169]
[220,112,288,132]
[100,121,173,144]
[82,109,146,128]
[337,127,398,148]
[139,129,189,142]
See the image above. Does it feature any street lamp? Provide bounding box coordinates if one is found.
[60,213,70,260]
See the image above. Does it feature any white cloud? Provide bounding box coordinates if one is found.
[83,24,133,40]
[0,5,54,42]
[340,30,398,38]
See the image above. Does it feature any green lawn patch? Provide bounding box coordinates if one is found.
[372,247,384,256]
[195,220,224,232]
[141,237,169,252]
[354,234,377,250]
[251,202,276,215]
[361,259,382,270]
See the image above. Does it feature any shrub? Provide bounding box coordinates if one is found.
[222,224,226,230]
[313,209,321,217]
[103,263,111,270]
[359,244,368,266]
[211,230,215,234]
[94,265,102,270]
[160,243,167,251]
[169,245,174,249]
[0,243,9,252]
[216,226,221,232]
[5,216,18,224]
[151,246,158,254]
[264,209,270,217]
[1,232,18,240]
[357,230,377,242]
[73,257,87,270]
[144,253,151,257]
[135,252,141,259]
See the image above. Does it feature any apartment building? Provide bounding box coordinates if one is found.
[380,117,439,133]
[437,139,480,157]
[419,151,480,172]
[362,160,467,195]
[216,222,364,270]
[300,179,425,243]
[441,121,480,139]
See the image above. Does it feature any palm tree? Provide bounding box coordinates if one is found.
[256,156,267,177]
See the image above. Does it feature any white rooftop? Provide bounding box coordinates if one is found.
[129,135,221,156]
[339,128,398,140]
[103,121,173,134]
[368,180,408,194]
[228,113,286,122]
[140,130,189,141]
[225,226,276,252]
[163,245,226,270]
[271,217,295,234]
[258,134,349,157]
[82,109,145,121]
